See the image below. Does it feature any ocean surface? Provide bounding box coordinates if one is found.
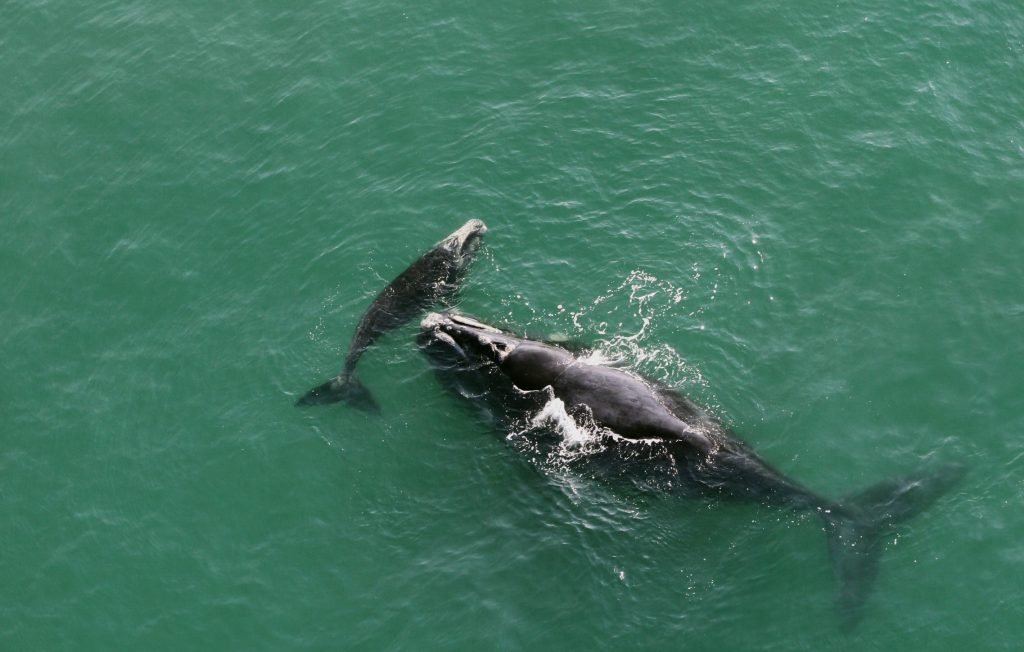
[3,1,1022,650]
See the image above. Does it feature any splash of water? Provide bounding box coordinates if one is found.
[531,397,596,450]
[567,270,707,392]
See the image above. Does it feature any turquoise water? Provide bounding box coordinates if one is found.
[3,1,1022,649]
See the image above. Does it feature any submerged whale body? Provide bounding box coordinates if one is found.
[296,219,487,411]
[418,311,964,628]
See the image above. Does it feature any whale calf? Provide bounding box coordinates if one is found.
[296,220,486,410]
[418,311,964,628]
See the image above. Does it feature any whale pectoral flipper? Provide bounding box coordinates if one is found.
[295,375,381,414]
[822,463,966,629]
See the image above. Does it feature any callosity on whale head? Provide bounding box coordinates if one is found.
[437,219,487,262]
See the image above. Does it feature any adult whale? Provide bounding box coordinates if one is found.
[296,219,486,410]
[417,311,964,628]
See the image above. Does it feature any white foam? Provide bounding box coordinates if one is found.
[530,397,603,455]
[419,312,445,328]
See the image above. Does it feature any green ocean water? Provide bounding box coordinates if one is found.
[3,0,1022,649]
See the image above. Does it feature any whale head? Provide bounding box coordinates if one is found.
[419,312,575,392]
[419,311,517,366]
[437,219,487,262]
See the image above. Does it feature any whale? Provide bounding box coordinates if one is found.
[296,219,486,410]
[417,311,964,628]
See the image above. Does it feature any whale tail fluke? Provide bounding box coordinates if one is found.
[295,375,381,413]
[822,463,966,630]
